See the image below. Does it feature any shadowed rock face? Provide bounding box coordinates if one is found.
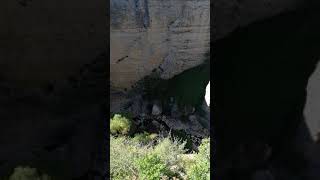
[213,8,320,180]
[0,0,107,179]
[0,53,107,179]
[213,0,304,41]
[110,0,210,90]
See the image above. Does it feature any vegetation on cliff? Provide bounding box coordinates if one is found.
[110,114,210,180]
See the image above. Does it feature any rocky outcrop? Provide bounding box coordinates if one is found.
[110,0,210,90]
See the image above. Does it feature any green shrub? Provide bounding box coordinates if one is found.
[153,137,186,168]
[198,138,210,160]
[136,153,169,180]
[8,166,51,180]
[110,136,149,179]
[186,138,210,180]
[110,134,210,180]
[133,132,158,144]
[110,114,132,135]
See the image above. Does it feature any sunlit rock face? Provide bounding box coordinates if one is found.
[110,0,210,90]
[300,61,320,180]
[205,81,210,106]
[111,0,304,91]
[304,62,320,141]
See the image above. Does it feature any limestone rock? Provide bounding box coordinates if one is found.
[110,0,210,89]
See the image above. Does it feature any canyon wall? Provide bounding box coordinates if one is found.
[110,0,210,90]
[111,0,305,90]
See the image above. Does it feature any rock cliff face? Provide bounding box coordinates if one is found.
[110,0,210,90]
[110,0,307,90]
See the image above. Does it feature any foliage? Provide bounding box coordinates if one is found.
[135,153,170,180]
[186,138,210,180]
[110,114,132,135]
[198,138,210,160]
[153,136,186,168]
[8,166,51,180]
[110,134,210,180]
[133,132,158,144]
[110,136,150,180]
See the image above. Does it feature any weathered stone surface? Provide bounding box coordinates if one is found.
[110,0,210,90]
[110,0,308,91]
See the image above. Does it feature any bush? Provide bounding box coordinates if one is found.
[8,166,51,180]
[198,138,210,160]
[110,134,210,180]
[110,136,149,179]
[133,132,158,144]
[110,135,186,179]
[136,153,169,180]
[110,114,132,135]
[186,138,210,180]
[153,137,186,169]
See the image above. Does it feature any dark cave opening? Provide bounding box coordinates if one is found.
[213,9,320,180]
